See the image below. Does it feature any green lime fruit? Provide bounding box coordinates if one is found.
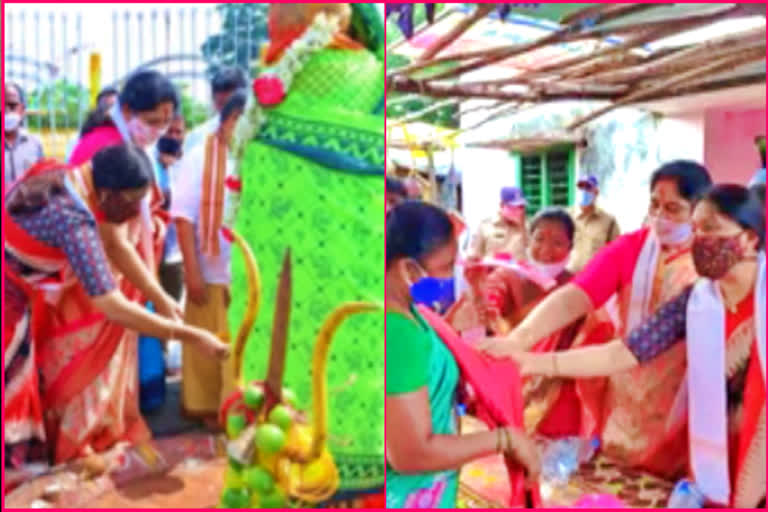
[226,413,247,438]
[268,405,293,431]
[243,466,274,493]
[282,388,297,406]
[221,487,250,508]
[260,489,287,509]
[224,467,244,488]
[255,424,286,454]
[243,386,264,410]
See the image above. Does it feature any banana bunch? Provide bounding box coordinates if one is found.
[220,230,380,508]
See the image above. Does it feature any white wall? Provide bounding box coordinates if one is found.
[658,113,706,163]
[457,147,519,231]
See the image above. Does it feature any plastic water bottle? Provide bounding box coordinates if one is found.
[166,340,182,374]
[541,436,600,486]
[666,479,705,508]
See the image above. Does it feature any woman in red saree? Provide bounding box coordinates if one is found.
[482,161,713,479]
[508,185,765,507]
[4,151,229,484]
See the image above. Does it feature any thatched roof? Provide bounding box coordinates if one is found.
[387,3,766,131]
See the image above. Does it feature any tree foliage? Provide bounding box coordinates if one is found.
[201,3,269,79]
[26,80,90,130]
[178,84,210,129]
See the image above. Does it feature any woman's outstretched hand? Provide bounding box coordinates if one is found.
[186,329,230,360]
[476,334,522,359]
[156,293,184,324]
[477,337,553,376]
[504,427,541,483]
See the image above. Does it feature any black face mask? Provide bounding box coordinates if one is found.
[156,136,182,157]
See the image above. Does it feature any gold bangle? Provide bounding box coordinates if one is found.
[551,353,559,377]
[496,428,502,453]
[501,427,512,455]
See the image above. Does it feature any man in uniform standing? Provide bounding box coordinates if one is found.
[469,186,529,261]
[567,174,620,273]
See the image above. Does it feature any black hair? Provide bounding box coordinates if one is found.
[220,88,248,124]
[97,87,118,103]
[211,67,248,94]
[650,160,712,203]
[92,144,153,191]
[703,184,765,251]
[6,81,26,107]
[530,207,575,246]
[80,71,178,136]
[386,200,454,269]
[79,109,109,136]
[750,183,765,208]
[386,176,406,196]
[119,70,179,113]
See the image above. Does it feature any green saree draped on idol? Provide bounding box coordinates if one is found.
[228,46,385,495]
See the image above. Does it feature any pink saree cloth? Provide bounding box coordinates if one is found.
[417,305,542,508]
[68,126,125,166]
[571,228,650,310]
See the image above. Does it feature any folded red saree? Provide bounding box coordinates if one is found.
[417,305,542,508]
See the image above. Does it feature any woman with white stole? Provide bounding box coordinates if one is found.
[497,184,765,507]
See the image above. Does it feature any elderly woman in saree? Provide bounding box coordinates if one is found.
[502,185,766,508]
[449,208,613,437]
[4,147,229,477]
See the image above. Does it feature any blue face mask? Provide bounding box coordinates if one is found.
[577,189,596,207]
[410,276,456,314]
[407,260,456,314]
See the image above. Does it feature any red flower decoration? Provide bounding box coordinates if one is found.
[220,225,235,243]
[224,175,242,192]
[252,75,285,106]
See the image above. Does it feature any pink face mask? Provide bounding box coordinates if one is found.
[126,116,164,148]
[501,205,524,224]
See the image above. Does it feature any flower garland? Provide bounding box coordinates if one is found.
[221,13,340,241]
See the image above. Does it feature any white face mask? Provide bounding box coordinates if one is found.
[526,249,569,279]
[126,115,164,148]
[650,215,693,246]
[4,112,22,133]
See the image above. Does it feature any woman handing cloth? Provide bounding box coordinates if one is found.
[485,185,766,508]
[481,161,713,479]
[4,147,229,473]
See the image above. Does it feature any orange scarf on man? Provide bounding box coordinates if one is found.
[199,133,228,256]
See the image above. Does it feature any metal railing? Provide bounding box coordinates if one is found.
[4,4,266,154]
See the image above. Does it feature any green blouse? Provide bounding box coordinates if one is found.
[386,305,460,508]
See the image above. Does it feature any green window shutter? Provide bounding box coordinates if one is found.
[515,147,575,215]
[519,154,543,217]
[545,149,571,208]
[567,149,576,206]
